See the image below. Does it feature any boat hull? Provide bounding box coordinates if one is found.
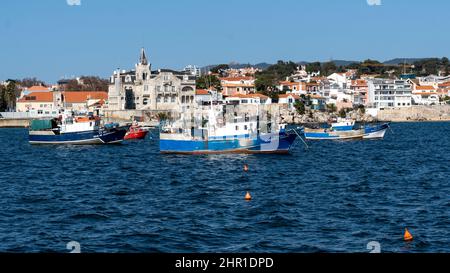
[160,131,298,154]
[363,123,389,139]
[304,129,365,140]
[29,129,127,145]
[124,130,149,140]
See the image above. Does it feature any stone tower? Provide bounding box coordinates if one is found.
[135,47,151,82]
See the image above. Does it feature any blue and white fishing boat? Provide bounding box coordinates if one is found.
[362,122,390,139]
[29,112,128,145]
[304,127,365,140]
[159,105,299,154]
[304,118,390,140]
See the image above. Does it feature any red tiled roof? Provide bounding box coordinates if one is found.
[413,92,439,96]
[278,94,300,99]
[415,85,435,90]
[27,86,49,91]
[17,92,53,102]
[351,80,368,87]
[63,91,108,103]
[195,89,210,95]
[220,76,255,81]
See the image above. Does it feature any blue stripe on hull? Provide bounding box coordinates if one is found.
[29,129,127,144]
[160,132,298,154]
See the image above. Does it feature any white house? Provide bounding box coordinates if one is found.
[412,92,440,105]
[225,93,271,105]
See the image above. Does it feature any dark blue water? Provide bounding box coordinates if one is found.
[0,122,449,253]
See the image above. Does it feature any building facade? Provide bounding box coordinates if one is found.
[367,79,412,109]
[108,48,197,111]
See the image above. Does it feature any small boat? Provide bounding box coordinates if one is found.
[307,118,390,140]
[29,113,128,145]
[304,127,365,140]
[363,123,390,139]
[124,123,149,140]
[159,105,300,154]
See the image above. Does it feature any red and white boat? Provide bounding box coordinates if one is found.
[124,124,149,140]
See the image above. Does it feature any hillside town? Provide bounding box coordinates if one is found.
[1,48,450,123]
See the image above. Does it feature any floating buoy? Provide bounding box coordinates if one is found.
[243,164,249,172]
[404,228,413,241]
[245,192,252,201]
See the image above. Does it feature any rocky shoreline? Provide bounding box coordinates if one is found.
[279,108,376,124]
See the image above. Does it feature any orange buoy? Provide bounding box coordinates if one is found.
[245,192,252,201]
[243,164,249,172]
[404,228,413,241]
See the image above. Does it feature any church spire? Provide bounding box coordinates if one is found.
[139,47,148,65]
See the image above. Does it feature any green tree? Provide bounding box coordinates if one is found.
[210,64,229,75]
[1,81,20,111]
[321,62,337,76]
[255,61,297,98]
[306,62,321,73]
[326,103,337,113]
[294,100,306,115]
[338,108,347,118]
[196,75,222,90]
[0,85,6,111]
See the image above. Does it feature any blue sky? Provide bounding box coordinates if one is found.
[1,0,449,82]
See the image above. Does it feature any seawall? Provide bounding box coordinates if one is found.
[377,105,450,122]
[0,119,30,128]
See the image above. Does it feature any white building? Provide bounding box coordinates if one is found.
[367,79,412,109]
[224,94,271,105]
[108,48,197,112]
[412,92,440,105]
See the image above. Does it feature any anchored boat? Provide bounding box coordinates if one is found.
[124,123,149,140]
[28,113,128,145]
[159,105,300,154]
[305,118,390,140]
[304,127,365,140]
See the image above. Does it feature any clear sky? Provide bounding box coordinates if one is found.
[1,0,449,82]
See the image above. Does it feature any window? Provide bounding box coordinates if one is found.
[156,96,161,103]
[156,86,161,92]
[144,85,148,91]
[164,96,168,103]
[143,98,149,105]
[38,110,43,114]
[171,96,176,103]
[244,125,248,130]
[235,126,239,131]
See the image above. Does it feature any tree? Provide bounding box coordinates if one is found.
[19,77,46,88]
[294,100,306,115]
[326,103,337,113]
[210,64,229,75]
[0,85,6,111]
[306,62,321,73]
[321,62,337,76]
[255,61,297,96]
[196,75,221,90]
[0,81,20,111]
[338,108,347,118]
[79,76,109,91]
